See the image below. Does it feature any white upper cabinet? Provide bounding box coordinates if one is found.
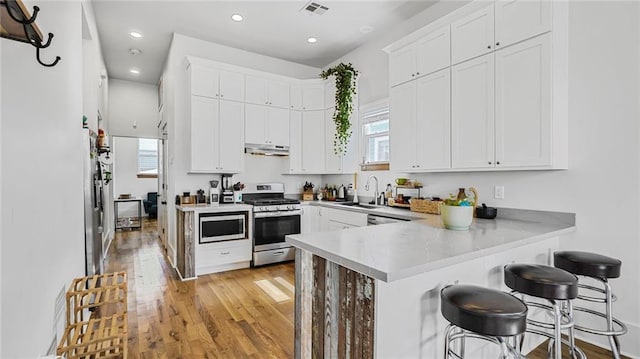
[324,108,358,174]
[302,111,325,173]
[390,25,451,87]
[324,80,336,109]
[494,0,551,49]
[288,111,303,173]
[245,75,290,108]
[451,53,495,169]
[451,5,495,65]
[415,69,451,170]
[416,26,451,78]
[291,83,324,111]
[390,68,450,172]
[189,96,244,173]
[389,43,417,87]
[189,66,244,102]
[244,104,290,147]
[495,33,551,167]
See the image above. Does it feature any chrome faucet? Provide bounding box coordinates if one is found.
[365,175,380,205]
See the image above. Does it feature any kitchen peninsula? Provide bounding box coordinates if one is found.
[286,209,575,358]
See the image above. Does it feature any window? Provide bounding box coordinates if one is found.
[138,138,158,178]
[360,101,390,171]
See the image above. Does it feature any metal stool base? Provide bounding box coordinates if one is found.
[444,324,525,359]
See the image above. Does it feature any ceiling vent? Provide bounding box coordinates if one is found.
[302,1,329,15]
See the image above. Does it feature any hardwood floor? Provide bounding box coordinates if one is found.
[106,219,627,359]
[104,218,295,358]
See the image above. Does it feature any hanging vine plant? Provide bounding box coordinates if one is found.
[320,62,359,155]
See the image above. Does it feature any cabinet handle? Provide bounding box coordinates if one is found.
[488,161,492,165]
[496,42,500,46]
[220,94,224,98]
[488,45,491,49]
[496,161,500,165]
[303,107,306,110]
[416,72,420,75]
[215,94,219,97]
[220,251,230,255]
[265,101,269,104]
[291,106,293,108]
[411,73,415,77]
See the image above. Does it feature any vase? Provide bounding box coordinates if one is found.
[441,205,474,230]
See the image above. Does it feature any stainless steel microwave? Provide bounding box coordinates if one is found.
[199,212,248,244]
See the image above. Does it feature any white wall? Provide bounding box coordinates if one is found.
[113,137,158,217]
[326,1,640,356]
[161,33,324,262]
[1,1,87,357]
[109,79,159,138]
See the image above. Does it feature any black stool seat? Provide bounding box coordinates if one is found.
[504,264,578,300]
[554,251,621,279]
[441,285,527,337]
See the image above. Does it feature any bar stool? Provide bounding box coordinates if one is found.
[441,284,528,358]
[504,264,585,359]
[554,251,627,359]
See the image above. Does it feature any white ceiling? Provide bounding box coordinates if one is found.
[92,1,438,84]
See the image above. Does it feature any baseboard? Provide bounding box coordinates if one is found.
[574,320,640,359]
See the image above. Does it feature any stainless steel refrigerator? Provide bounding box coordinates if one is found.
[83,129,104,277]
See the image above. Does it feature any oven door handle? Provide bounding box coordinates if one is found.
[254,210,302,218]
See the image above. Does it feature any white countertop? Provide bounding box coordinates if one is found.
[176,203,253,212]
[286,208,575,282]
[302,200,428,220]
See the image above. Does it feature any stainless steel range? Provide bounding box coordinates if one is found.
[243,183,301,266]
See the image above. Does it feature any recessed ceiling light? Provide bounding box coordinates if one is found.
[129,68,140,75]
[130,31,143,38]
[307,37,317,44]
[231,14,244,22]
[360,25,373,34]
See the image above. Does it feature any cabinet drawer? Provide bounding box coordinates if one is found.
[327,208,367,227]
[196,239,252,267]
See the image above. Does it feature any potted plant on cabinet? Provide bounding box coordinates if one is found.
[320,62,359,155]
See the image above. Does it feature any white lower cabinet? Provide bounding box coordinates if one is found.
[190,96,244,173]
[195,239,252,275]
[302,206,367,234]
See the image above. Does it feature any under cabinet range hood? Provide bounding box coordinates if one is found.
[244,143,289,156]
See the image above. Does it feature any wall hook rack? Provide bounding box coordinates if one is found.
[0,0,61,67]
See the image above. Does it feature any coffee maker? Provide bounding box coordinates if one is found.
[209,180,220,206]
[221,174,235,204]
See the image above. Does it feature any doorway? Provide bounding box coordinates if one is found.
[111,136,160,233]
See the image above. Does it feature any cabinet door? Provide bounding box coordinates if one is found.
[300,206,314,234]
[389,81,417,172]
[416,25,451,77]
[302,111,325,173]
[266,107,290,146]
[245,75,267,105]
[451,5,495,65]
[302,84,324,111]
[389,43,417,87]
[190,66,219,98]
[416,69,451,170]
[218,100,245,173]
[218,69,245,102]
[290,84,303,110]
[289,111,303,173]
[495,0,551,49]
[268,80,290,108]
[324,108,342,173]
[451,54,495,169]
[324,80,336,109]
[244,104,267,145]
[495,34,551,167]
[190,96,219,172]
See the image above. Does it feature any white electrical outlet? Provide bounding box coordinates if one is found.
[494,186,505,199]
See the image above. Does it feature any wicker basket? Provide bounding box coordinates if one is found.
[410,199,443,215]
